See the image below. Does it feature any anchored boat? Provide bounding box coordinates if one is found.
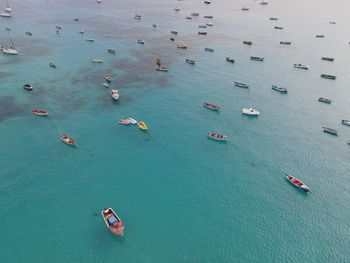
[234,82,249,88]
[286,174,310,192]
[60,135,76,146]
[321,74,336,80]
[272,85,288,93]
[208,132,228,141]
[203,102,221,111]
[137,122,148,131]
[318,97,332,104]
[242,108,260,116]
[32,110,48,116]
[101,208,124,236]
[322,127,338,136]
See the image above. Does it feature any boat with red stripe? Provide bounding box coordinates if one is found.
[286,174,310,192]
[32,109,48,116]
[203,102,221,111]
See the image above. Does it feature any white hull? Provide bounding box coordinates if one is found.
[2,49,18,55]
[242,108,260,116]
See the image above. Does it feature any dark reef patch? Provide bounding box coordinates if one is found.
[0,96,27,122]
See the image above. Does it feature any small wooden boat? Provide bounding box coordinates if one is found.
[60,135,76,146]
[177,45,187,49]
[329,21,336,24]
[101,208,124,236]
[234,81,249,88]
[155,59,161,66]
[127,118,137,124]
[318,97,332,104]
[198,25,207,28]
[137,121,148,131]
[315,35,325,38]
[23,84,33,90]
[86,38,95,42]
[208,132,227,141]
[226,57,235,63]
[204,15,213,19]
[204,47,214,52]
[241,7,249,11]
[73,18,79,22]
[341,120,350,126]
[280,41,291,45]
[269,17,278,20]
[243,41,252,45]
[171,31,178,35]
[198,32,207,35]
[272,85,288,93]
[321,74,336,80]
[191,11,200,16]
[206,22,213,27]
[274,26,283,29]
[286,174,310,192]
[203,102,221,111]
[91,58,103,63]
[322,127,338,136]
[170,37,175,41]
[79,30,84,34]
[105,75,112,82]
[110,90,119,101]
[173,7,180,11]
[186,16,192,20]
[321,57,334,62]
[260,0,268,5]
[107,49,116,54]
[204,0,211,4]
[49,62,56,68]
[250,56,264,62]
[25,31,32,36]
[185,58,195,65]
[118,119,131,125]
[137,39,144,44]
[32,109,48,116]
[156,66,168,72]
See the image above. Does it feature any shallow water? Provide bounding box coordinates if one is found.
[0,0,349,262]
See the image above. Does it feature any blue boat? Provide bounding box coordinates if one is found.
[204,48,214,52]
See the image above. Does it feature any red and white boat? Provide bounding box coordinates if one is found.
[101,208,125,236]
[60,135,76,146]
[286,174,310,192]
[208,132,228,141]
[32,109,48,116]
[203,102,221,111]
[118,119,131,125]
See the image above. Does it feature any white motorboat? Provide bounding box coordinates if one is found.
[1,12,11,17]
[23,84,33,90]
[1,47,17,55]
[110,90,119,101]
[90,58,103,63]
[293,64,309,70]
[242,108,260,116]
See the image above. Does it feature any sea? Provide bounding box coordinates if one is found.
[0,0,349,262]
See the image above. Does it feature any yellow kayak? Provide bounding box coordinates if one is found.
[137,121,148,131]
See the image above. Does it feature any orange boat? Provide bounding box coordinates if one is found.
[60,135,76,146]
[101,208,125,236]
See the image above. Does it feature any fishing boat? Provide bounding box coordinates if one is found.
[243,41,252,45]
[25,31,32,36]
[137,121,148,131]
[23,84,33,90]
[226,57,235,63]
[321,74,336,80]
[105,75,112,82]
[280,41,291,45]
[90,58,103,63]
[32,109,48,116]
[286,174,310,192]
[60,135,76,146]
[234,81,249,88]
[170,31,178,35]
[250,56,264,61]
[208,132,228,141]
[321,57,334,62]
[177,45,187,49]
[86,38,95,42]
[322,127,338,136]
[315,35,324,38]
[101,208,124,236]
[204,0,211,4]
[270,17,278,20]
[198,32,207,35]
[156,66,168,72]
[198,25,207,28]
[204,47,214,52]
[274,26,283,29]
[242,108,259,116]
[260,1,268,5]
[191,11,200,16]
[49,62,56,68]
[204,15,213,19]
[341,120,350,126]
[293,64,309,70]
[107,49,116,54]
[241,7,249,11]
[272,85,288,93]
[203,102,221,111]
[206,22,213,27]
[318,97,332,104]
[185,58,195,65]
[102,82,109,88]
[110,90,119,101]
[137,39,144,44]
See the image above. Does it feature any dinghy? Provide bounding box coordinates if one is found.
[101,208,124,236]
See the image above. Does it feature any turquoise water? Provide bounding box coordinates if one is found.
[1,0,350,262]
